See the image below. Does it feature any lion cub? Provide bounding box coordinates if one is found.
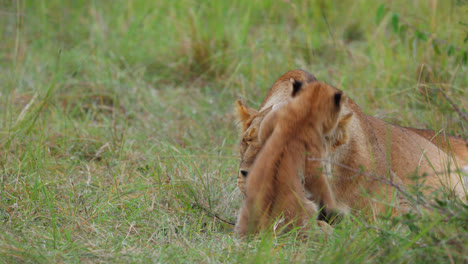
[235,81,346,236]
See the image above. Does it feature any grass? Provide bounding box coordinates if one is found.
[0,0,467,263]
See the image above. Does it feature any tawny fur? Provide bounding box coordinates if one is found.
[403,127,468,163]
[235,81,344,236]
[235,69,467,219]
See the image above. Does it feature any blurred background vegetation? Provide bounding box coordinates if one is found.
[0,0,467,263]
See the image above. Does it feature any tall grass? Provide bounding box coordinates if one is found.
[0,0,467,263]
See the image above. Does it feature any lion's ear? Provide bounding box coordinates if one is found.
[333,91,343,108]
[332,112,353,149]
[235,99,258,131]
[290,78,303,97]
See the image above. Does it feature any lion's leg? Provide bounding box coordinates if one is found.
[234,201,250,237]
[296,199,334,237]
[304,173,336,209]
[303,156,343,223]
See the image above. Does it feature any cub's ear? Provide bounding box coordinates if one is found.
[331,112,353,150]
[333,92,343,108]
[290,78,303,97]
[235,99,259,131]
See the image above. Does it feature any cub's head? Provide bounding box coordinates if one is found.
[288,80,347,135]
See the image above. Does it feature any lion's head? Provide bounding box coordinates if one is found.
[235,70,354,195]
[235,70,319,194]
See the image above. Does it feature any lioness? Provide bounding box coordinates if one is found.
[236,69,467,217]
[235,80,344,236]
